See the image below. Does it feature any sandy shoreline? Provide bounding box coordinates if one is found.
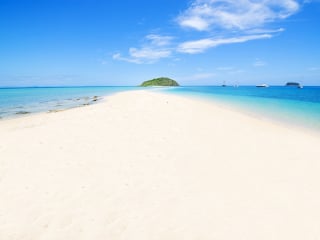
[1,90,320,239]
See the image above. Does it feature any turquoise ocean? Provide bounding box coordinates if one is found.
[0,86,320,131]
[161,86,320,131]
[0,86,139,119]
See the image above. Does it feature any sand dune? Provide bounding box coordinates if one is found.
[0,90,320,239]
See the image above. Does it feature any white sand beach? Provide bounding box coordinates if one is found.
[0,90,320,240]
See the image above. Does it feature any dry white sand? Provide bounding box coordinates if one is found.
[0,90,320,240]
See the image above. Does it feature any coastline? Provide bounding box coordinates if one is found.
[1,90,320,239]
[178,93,320,137]
[161,86,320,134]
[0,86,138,120]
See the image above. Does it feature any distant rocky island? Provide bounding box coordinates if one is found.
[285,82,303,88]
[140,77,179,87]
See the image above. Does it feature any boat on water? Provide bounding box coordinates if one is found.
[285,82,303,88]
[256,84,269,88]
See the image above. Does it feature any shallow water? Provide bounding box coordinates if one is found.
[0,86,138,119]
[1,85,320,132]
[161,86,320,131]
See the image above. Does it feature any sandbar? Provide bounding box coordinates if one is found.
[0,90,320,239]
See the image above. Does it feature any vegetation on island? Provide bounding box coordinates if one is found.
[140,77,179,87]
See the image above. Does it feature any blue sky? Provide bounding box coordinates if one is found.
[0,0,320,86]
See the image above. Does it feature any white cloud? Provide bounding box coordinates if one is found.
[246,28,285,34]
[173,1,303,54]
[113,0,305,63]
[112,53,142,64]
[129,47,171,60]
[113,35,173,64]
[177,0,300,31]
[178,34,272,53]
[178,15,210,31]
[113,48,171,64]
[146,34,174,46]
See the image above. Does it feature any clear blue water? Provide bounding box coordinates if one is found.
[161,86,320,131]
[0,86,138,119]
[1,85,320,132]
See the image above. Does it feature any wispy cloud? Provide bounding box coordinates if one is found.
[113,1,304,63]
[246,28,285,34]
[112,53,142,64]
[145,34,174,46]
[178,34,272,53]
[174,0,301,54]
[112,34,173,64]
[177,0,300,31]
[129,47,171,59]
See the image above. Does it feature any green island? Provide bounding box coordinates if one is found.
[140,77,179,87]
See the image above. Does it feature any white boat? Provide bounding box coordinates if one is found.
[256,84,269,88]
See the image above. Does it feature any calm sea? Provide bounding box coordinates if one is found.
[161,86,320,131]
[0,86,138,119]
[1,86,320,131]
